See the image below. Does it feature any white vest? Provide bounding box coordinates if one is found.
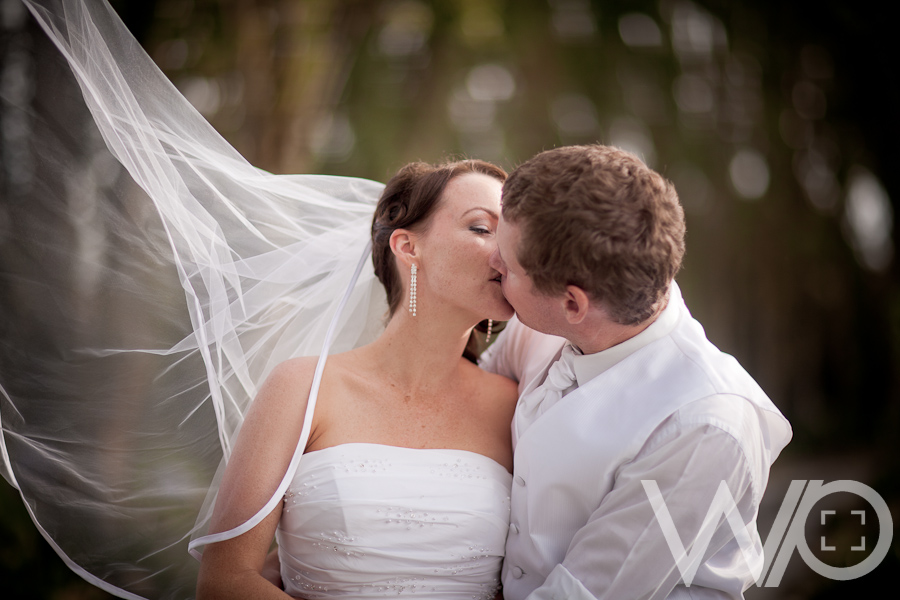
[501,286,791,598]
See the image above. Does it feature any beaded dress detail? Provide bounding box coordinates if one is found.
[277,443,512,599]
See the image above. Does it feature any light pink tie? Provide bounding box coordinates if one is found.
[514,343,578,439]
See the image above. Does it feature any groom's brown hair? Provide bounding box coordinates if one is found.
[501,145,685,325]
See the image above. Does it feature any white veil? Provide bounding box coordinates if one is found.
[1,0,387,597]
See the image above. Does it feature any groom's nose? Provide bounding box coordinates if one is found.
[489,248,505,274]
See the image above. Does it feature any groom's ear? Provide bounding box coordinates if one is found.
[389,228,419,264]
[562,285,591,325]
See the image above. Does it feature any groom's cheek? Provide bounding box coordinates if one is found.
[500,278,515,304]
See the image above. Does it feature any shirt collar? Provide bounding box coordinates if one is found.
[570,281,683,386]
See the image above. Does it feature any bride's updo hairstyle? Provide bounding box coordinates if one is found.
[372,159,507,316]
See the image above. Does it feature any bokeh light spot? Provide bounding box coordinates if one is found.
[309,113,355,160]
[609,117,656,167]
[844,167,894,271]
[377,0,433,57]
[466,64,515,102]
[177,76,221,117]
[619,13,662,48]
[550,0,596,41]
[728,148,769,199]
[670,2,726,60]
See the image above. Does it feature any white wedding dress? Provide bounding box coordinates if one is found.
[0,2,510,599]
[278,444,511,599]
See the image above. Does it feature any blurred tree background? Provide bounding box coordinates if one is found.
[1,0,897,598]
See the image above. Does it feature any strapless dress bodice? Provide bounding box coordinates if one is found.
[277,443,512,599]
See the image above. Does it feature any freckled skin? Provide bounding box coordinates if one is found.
[415,173,513,323]
[305,171,517,465]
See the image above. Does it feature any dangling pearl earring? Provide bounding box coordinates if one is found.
[485,319,493,344]
[408,263,417,316]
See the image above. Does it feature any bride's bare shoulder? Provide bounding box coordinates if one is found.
[267,356,318,381]
[263,351,366,399]
[223,357,321,478]
[263,356,317,388]
[248,357,320,418]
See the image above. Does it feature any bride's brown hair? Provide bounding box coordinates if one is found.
[372,159,507,316]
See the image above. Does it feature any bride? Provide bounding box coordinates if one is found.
[196,160,518,598]
[4,1,518,599]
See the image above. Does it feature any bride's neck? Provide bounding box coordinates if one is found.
[365,308,474,388]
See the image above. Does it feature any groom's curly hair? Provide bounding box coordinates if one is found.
[501,145,685,325]
[372,159,507,316]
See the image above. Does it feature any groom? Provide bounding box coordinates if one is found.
[482,145,792,599]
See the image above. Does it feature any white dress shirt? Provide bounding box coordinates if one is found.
[514,343,578,444]
[480,282,792,600]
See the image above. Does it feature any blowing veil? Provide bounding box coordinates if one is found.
[0,0,387,597]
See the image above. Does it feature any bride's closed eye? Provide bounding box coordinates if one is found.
[469,225,492,235]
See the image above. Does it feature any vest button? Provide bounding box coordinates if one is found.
[512,566,525,579]
[514,475,526,486]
